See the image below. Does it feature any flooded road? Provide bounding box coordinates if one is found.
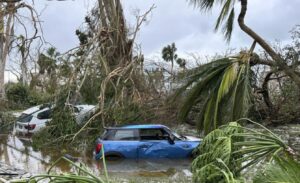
[1,123,300,182]
[0,133,193,182]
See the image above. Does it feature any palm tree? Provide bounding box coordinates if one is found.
[176,58,187,70]
[175,51,252,134]
[162,43,178,76]
[189,0,300,88]
[36,47,59,94]
[162,43,178,91]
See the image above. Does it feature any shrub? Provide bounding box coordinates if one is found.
[28,90,53,106]
[5,82,29,106]
[276,81,300,123]
[0,99,9,111]
[0,112,16,132]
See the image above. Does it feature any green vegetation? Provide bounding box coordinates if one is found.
[0,111,16,132]
[4,82,52,109]
[5,82,29,106]
[175,52,253,134]
[192,119,300,183]
[0,0,299,182]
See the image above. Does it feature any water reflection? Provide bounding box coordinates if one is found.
[0,134,192,180]
[0,134,50,173]
[1,123,299,181]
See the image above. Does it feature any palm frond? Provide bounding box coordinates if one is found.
[203,93,218,132]
[192,122,242,170]
[193,160,245,183]
[223,8,235,42]
[193,163,224,183]
[177,62,227,122]
[172,58,230,100]
[189,0,216,11]
[253,156,300,183]
[231,65,251,120]
[192,122,243,183]
[215,0,234,31]
[189,0,237,41]
[192,120,298,183]
[214,62,238,125]
[175,53,252,134]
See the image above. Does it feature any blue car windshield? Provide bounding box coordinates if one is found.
[173,132,187,140]
[164,128,186,140]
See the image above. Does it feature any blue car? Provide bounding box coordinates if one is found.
[94,124,201,160]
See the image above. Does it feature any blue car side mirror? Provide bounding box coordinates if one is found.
[168,135,175,144]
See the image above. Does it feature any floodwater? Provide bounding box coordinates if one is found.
[1,123,300,182]
[0,131,193,182]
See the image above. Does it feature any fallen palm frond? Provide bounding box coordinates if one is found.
[192,119,299,183]
[193,158,245,183]
[253,155,300,183]
[192,121,243,182]
[175,52,253,134]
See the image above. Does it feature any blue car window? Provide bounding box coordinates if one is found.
[140,128,169,140]
[102,129,115,140]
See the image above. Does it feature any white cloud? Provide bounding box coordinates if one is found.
[34,0,95,52]
[30,0,299,56]
[122,0,299,58]
[5,0,300,76]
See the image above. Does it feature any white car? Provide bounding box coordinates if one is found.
[15,104,96,134]
[73,104,96,124]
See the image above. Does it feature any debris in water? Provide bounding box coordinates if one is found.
[0,161,29,182]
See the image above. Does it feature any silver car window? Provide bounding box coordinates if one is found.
[113,129,138,140]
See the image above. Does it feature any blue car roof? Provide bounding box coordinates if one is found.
[107,124,169,130]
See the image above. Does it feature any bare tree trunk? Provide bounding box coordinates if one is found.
[0,62,5,98]
[98,0,108,29]
[97,0,128,69]
[170,60,174,91]
[19,35,28,86]
[20,59,28,85]
[238,0,300,88]
[261,72,275,116]
[0,3,14,98]
[0,5,5,98]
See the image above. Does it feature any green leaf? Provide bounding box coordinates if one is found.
[254,156,300,183]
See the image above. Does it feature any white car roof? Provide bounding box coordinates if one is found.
[22,105,42,114]
[21,104,94,115]
[75,105,95,110]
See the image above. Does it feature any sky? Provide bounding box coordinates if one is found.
[5,0,300,82]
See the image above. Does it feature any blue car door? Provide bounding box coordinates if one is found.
[138,128,192,158]
[102,129,139,158]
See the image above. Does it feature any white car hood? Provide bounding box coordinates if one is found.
[185,136,202,141]
[76,105,96,113]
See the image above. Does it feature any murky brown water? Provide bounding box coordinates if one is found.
[0,132,193,182]
[1,123,300,182]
